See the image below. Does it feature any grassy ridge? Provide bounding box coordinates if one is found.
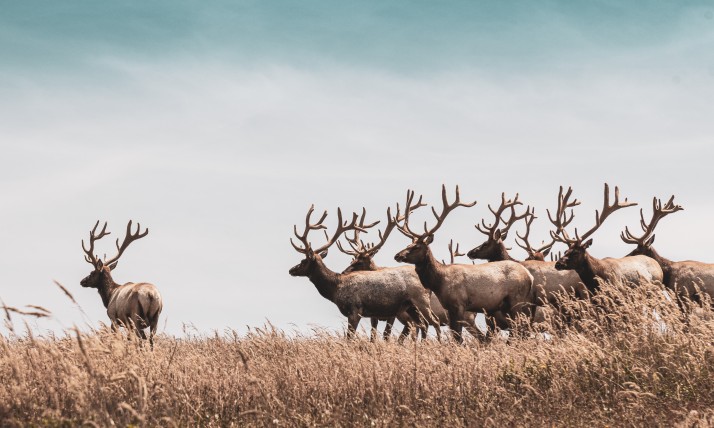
[1,282,714,427]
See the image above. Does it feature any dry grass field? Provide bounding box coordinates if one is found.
[2,281,714,427]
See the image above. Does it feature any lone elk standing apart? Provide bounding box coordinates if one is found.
[80,220,163,347]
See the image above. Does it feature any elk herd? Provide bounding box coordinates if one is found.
[289,184,714,343]
[74,183,713,347]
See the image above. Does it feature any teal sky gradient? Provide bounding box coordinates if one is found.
[2,1,713,77]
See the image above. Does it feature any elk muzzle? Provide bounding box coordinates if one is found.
[394,250,410,263]
[554,259,569,271]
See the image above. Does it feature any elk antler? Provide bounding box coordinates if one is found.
[291,205,367,254]
[446,239,465,264]
[336,207,381,257]
[103,221,149,266]
[553,183,636,245]
[290,205,328,254]
[398,185,477,241]
[475,193,526,239]
[621,195,683,245]
[82,221,111,266]
[516,186,580,257]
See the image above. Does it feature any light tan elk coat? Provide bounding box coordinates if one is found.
[393,186,534,343]
[622,196,714,306]
[554,184,663,294]
[467,188,587,318]
[80,221,163,347]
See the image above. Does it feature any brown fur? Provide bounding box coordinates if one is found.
[81,263,163,347]
[395,239,533,343]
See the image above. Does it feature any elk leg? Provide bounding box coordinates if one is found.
[346,314,361,339]
[148,312,159,350]
[448,308,465,344]
[370,318,378,342]
[426,310,442,342]
[407,305,424,341]
[383,317,395,340]
[399,306,419,343]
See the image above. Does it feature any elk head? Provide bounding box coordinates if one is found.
[467,193,528,261]
[80,220,149,288]
[621,196,683,258]
[515,186,580,261]
[553,184,636,271]
[289,205,366,277]
[394,186,477,265]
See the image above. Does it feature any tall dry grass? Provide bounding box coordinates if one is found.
[1,281,714,427]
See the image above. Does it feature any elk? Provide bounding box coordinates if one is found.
[466,188,587,321]
[621,196,713,306]
[336,207,423,340]
[394,186,534,343]
[337,205,476,339]
[288,205,441,340]
[553,184,663,293]
[80,221,163,347]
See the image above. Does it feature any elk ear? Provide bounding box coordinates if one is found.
[108,261,118,271]
[645,235,655,247]
[319,250,329,259]
[500,230,508,241]
[424,234,434,245]
[95,259,104,270]
[583,239,593,249]
[542,247,551,257]
[493,229,502,241]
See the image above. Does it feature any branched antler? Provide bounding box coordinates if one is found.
[82,221,111,266]
[446,239,465,264]
[104,221,149,266]
[516,186,580,257]
[621,195,683,245]
[82,220,148,267]
[552,183,636,245]
[291,205,367,254]
[475,193,525,239]
[336,208,380,257]
[398,185,477,240]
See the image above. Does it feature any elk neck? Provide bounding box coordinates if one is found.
[492,242,517,262]
[307,257,340,302]
[646,246,675,286]
[413,248,446,295]
[572,252,607,293]
[96,270,121,309]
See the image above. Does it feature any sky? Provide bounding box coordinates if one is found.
[1,1,713,337]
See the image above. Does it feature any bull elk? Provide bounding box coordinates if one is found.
[466,188,587,323]
[394,186,534,343]
[553,184,663,293]
[621,196,713,307]
[288,205,441,340]
[336,207,428,340]
[337,207,475,340]
[80,221,163,347]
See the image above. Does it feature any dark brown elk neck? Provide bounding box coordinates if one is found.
[97,271,120,309]
[307,258,340,301]
[647,246,674,285]
[491,242,517,262]
[573,252,609,293]
[413,248,446,294]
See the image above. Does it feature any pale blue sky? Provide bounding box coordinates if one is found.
[1,1,713,336]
